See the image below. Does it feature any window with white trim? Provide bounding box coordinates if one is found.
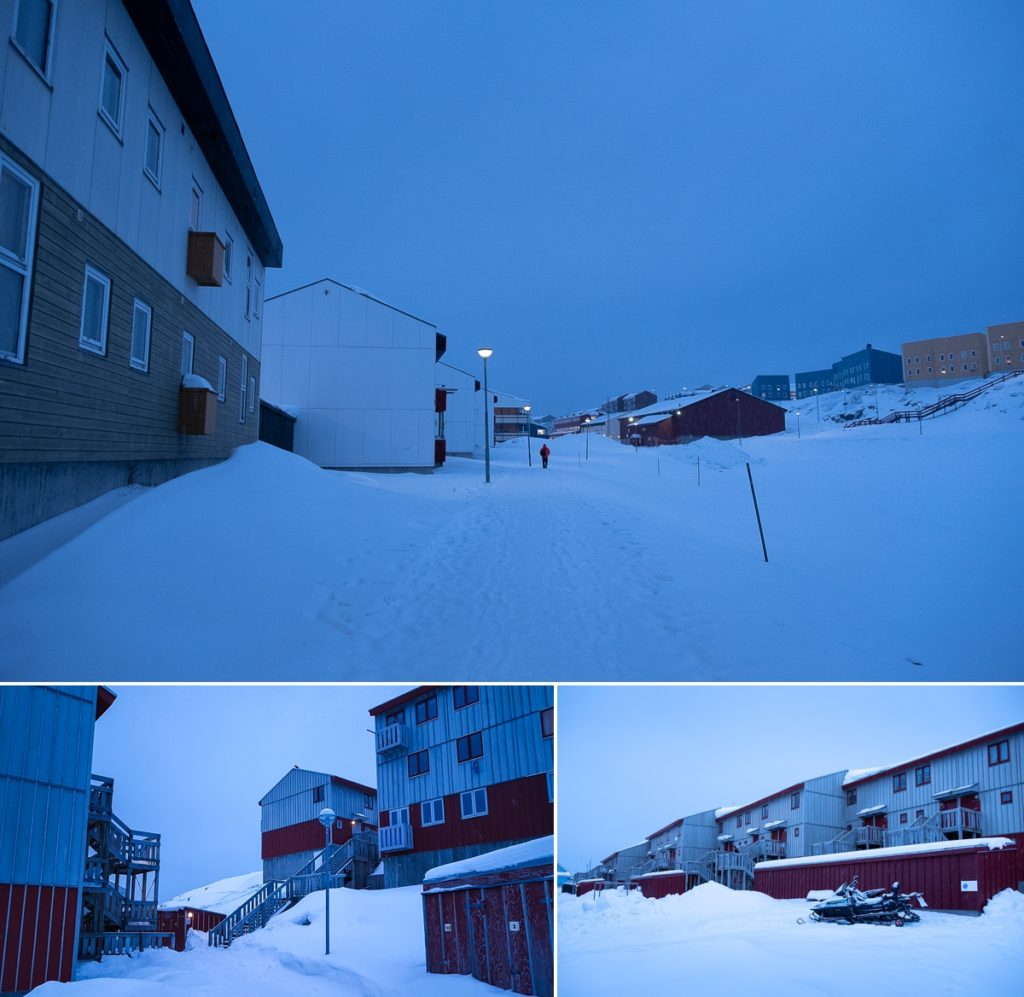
[129,299,151,372]
[189,181,202,231]
[79,265,111,355]
[99,40,127,136]
[223,233,233,282]
[180,330,194,377]
[144,109,163,187]
[254,276,261,318]
[248,375,256,413]
[0,154,40,364]
[216,356,226,401]
[239,353,248,423]
[244,253,252,319]
[388,807,409,826]
[12,0,57,79]
[460,787,488,819]
[421,798,445,826]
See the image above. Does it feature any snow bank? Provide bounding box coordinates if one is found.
[755,836,1016,869]
[424,835,553,883]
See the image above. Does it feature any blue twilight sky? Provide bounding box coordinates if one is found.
[192,0,1024,417]
[557,685,1024,873]
[91,685,408,900]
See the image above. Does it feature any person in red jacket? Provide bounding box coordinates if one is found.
[539,443,551,469]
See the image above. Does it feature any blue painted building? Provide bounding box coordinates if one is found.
[750,375,791,401]
[830,344,903,388]
[793,368,836,399]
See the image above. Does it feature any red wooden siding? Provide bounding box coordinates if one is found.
[379,774,552,852]
[574,880,605,897]
[423,866,552,997]
[635,872,700,900]
[158,908,226,950]
[262,817,355,859]
[753,843,1024,913]
[0,884,78,993]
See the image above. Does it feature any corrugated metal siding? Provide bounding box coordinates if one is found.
[754,844,1024,912]
[158,908,225,951]
[0,884,79,992]
[263,850,317,884]
[262,817,355,860]
[260,768,376,832]
[375,687,553,809]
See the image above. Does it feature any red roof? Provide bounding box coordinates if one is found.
[843,721,1024,790]
[96,686,117,719]
[368,686,438,717]
[647,818,684,840]
[717,782,805,823]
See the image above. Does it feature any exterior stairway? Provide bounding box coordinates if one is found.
[885,807,982,848]
[209,832,378,948]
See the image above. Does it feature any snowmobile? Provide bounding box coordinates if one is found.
[807,878,925,926]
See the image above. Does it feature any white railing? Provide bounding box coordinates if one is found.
[378,822,414,852]
[376,723,409,754]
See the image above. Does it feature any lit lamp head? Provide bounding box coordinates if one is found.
[318,807,336,830]
[523,404,531,413]
[477,348,493,360]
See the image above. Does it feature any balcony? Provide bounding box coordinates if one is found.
[378,822,414,853]
[376,722,409,756]
[853,825,884,848]
[748,839,786,860]
[938,807,982,836]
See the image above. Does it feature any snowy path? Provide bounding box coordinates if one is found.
[0,379,1021,679]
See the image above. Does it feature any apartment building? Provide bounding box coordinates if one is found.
[987,320,1024,372]
[750,374,790,401]
[371,686,554,888]
[0,0,282,539]
[901,332,988,383]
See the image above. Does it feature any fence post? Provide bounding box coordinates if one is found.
[746,463,768,563]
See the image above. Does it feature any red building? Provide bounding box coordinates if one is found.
[622,388,785,445]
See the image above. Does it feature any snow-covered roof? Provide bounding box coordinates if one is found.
[856,803,887,816]
[745,826,759,835]
[423,835,553,884]
[843,766,886,784]
[717,834,734,842]
[755,836,1016,870]
[159,871,264,913]
[763,819,786,830]
[181,373,214,391]
[715,806,741,819]
[933,783,978,799]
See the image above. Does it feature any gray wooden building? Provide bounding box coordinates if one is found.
[0,0,282,539]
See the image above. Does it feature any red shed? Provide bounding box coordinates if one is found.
[754,837,1023,913]
[158,908,226,951]
[623,388,785,446]
[635,870,704,900]
[573,879,606,897]
[422,836,553,997]
[158,872,266,951]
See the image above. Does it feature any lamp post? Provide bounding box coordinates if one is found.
[796,411,801,439]
[318,807,335,955]
[477,348,493,483]
[735,397,743,444]
[583,417,590,460]
[524,404,532,466]
[813,387,820,422]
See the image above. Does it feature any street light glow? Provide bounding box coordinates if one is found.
[477,347,493,359]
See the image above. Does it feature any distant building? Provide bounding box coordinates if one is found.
[750,375,790,401]
[901,332,988,384]
[793,369,835,399]
[436,362,480,459]
[0,0,282,540]
[261,279,447,471]
[606,390,657,413]
[259,767,378,887]
[621,388,785,445]
[830,344,903,388]
[371,686,554,888]
[986,320,1024,373]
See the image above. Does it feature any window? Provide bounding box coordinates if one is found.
[415,695,438,725]
[385,709,403,726]
[388,807,409,826]
[546,770,554,803]
[1001,791,1013,805]
[735,816,741,829]
[846,789,857,806]
[407,749,429,777]
[915,765,930,787]
[129,299,151,372]
[790,792,799,810]
[761,805,769,819]
[78,264,110,355]
[244,253,252,318]
[460,787,488,819]
[421,798,444,826]
[916,809,924,819]
[457,732,483,763]
[180,330,194,377]
[99,41,127,136]
[190,181,202,230]
[540,707,554,738]
[254,277,261,319]
[223,233,233,282]
[313,785,324,803]
[0,154,40,364]
[12,0,57,78]
[988,740,1010,766]
[216,356,226,401]
[363,793,374,809]
[248,375,256,413]
[893,772,907,792]
[899,812,908,824]
[239,353,248,423]
[794,827,800,837]
[144,109,163,187]
[453,686,479,710]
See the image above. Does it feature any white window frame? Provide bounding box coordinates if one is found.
[129,299,151,372]
[216,355,226,402]
[222,233,233,282]
[180,330,194,378]
[248,374,256,413]
[244,253,252,319]
[388,807,409,826]
[460,787,488,819]
[239,353,248,423]
[11,0,58,81]
[189,180,202,231]
[421,798,445,827]
[0,154,41,365]
[143,108,164,188]
[78,264,111,355]
[98,39,127,137]
[254,275,261,318]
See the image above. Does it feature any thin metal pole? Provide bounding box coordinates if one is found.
[746,462,768,563]
[482,358,490,484]
[525,412,532,467]
[697,455,700,487]
[324,825,331,955]
[736,398,743,444]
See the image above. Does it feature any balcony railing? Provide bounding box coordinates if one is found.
[853,825,884,848]
[748,839,786,860]
[376,723,409,755]
[378,822,414,853]
[79,932,173,960]
[938,807,982,835]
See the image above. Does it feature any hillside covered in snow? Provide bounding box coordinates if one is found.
[1,377,1021,679]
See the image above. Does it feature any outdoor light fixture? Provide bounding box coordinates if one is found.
[524,404,532,466]
[318,807,336,955]
[477,349,493,483]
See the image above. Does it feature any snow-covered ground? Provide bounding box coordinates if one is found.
[159,871,264,913]
[558,882,1024,996]
[1,377,1021,679]
[32,886,495,996]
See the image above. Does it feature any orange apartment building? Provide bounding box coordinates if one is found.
[902,320,1024,385]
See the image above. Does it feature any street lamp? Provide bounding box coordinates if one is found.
[735,397,743,444]
[813,387,820,422]
[523,405,532,466]
[318,807,336,955]
[795,411,801,439]
[477,348,493,484]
